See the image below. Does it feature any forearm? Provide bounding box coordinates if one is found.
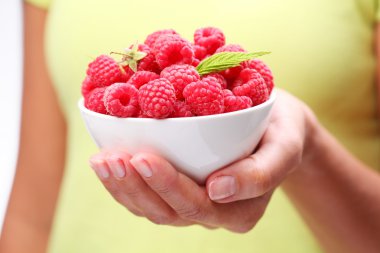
[0,3,67,252]
[0,161,65,253]
[282,122,380,253]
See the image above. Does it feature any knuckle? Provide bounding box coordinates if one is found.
[126,207,143,217]
[246,157,272,195]
[152,173,178,196]
[104,183,127,204]
[283,136,303,165]
[175,205,205,221]
[105,183,120,197]
[231,196,268,233]
[147,212,177,225]
[231,222,256,234]
[110,191,124,204]
[123,187,141,198]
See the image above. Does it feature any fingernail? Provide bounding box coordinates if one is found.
[91,162,110,179]
[130,155,152,178]
[110,158,126,178]
[208,176,236,201]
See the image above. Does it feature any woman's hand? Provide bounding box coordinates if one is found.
[89,90,317,232]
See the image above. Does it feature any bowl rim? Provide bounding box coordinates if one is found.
[78,89,276,122]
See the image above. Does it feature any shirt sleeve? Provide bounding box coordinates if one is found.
[24,0,51,9]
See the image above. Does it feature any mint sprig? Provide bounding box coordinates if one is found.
[196,51,270,76]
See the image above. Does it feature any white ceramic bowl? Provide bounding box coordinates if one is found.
[79,91,276,183]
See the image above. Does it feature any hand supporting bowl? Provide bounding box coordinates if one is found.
[79,91,276,183]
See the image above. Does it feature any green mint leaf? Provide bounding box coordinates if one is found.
[196,51,270,75]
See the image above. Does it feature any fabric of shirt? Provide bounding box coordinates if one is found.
[25,0,380,252]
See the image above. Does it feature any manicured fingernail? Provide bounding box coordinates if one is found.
[91,162,110,179]
[130,155,152,178]
[110,158,126,178]
[208,176,236,201]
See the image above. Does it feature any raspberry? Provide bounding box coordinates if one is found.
[191,58,200,67]
[160,64,200,100]
[232,69,269,105]
[244,59,274,94]
[222,89,234,97]
[215,44,246,53]
[139,78,176,119]
[134,44,160,73]
[121,66,135,82]
[87,55,128,87]
[194,27,225,55]
[224,95,252,113]
[154,34,195,69]
[171,101,193,117]
[215,44,246,81]
[203,73,227,89]
[138,112,150,118]
[84,87,107,114]
[144,29,178,48]
[127,71,160,89]
[193,44,208,61]
[221,66,242,81]
[81,76,96,98]
[183,77,224,116]
[104,83,139,117]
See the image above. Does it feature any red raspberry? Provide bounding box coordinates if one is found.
[134,44,160,73]
[183,77,224,116]
[139,78,176,119]
[193,44,208,61]
[203,73,227,89]
[138,112,150,118]
[224,95,252,113]
[154,34,195,69]
[221,67,242,82]
[222,89,234,97]
[144,29,178,48]
[127,71,160,89]
[153,34,185,54]
[191,58,200,67]
[215,44,246,53]
[81,76,96,98]
[215,44,246,81]
[244,59,274,94]
[87,55,128,87]
[232,69,269,106]
[121,66,135,82]
[194,27,225,55]
[84,87,107,114]
[171,101,193,117]
[160,64,200,100]
[104,83,139,117]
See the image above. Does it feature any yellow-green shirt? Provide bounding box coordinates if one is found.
[26,0,380,252]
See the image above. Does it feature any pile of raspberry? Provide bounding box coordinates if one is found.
[82,27,274,119]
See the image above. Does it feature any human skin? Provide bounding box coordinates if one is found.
[1,2,380,253]
[0,3,66,253]
[90,91,380,253]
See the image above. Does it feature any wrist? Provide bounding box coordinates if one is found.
[283,105,325,187]
[301,105,324,166]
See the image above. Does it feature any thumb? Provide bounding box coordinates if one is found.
[206,132,303,203]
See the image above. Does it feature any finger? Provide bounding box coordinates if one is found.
[89,152,111,180]
[105,151,128,179]
[89,157,142,216]
[206,120,303,203]
[222,190,274,233]
[130,153,220,225]
[102,151,190,226]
